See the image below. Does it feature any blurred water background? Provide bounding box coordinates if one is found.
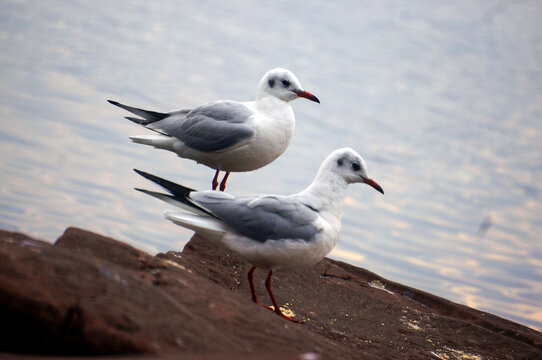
[1,0,541,330]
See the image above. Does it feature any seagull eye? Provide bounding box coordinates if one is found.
[282,80,290,87]
[352,163,361,171]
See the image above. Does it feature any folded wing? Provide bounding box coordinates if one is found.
[134,170,321,243]
[190,193,321,242]
[145,101,256,152]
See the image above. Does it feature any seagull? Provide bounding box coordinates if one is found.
[134,148,384,323]
[108,68,319,191]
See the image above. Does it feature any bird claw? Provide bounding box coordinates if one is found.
[257,303,274,311]
[277,312,304,324]
[258,304,303,324]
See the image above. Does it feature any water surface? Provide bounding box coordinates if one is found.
[1,0,541,330]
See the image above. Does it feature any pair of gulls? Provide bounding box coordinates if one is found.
[109,68,384,323]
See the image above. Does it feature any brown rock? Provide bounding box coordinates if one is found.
[0,228,541,359]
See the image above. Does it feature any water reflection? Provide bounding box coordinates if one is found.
[1,1,541,330]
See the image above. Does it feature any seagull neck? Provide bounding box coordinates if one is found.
[255,94,289,111]
[301,173,348,217]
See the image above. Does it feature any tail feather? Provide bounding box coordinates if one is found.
[129,135,175,150]
[108,100,169,123]
[164,210,226,237]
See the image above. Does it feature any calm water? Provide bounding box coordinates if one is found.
[1,1,541,330]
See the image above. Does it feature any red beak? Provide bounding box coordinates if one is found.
[292,90,320,103]
[363,178,384,194]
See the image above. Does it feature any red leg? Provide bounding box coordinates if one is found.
[247,266,273,310]
[219,172,230,192]
[265,271,303,323]
[248,266,259,303]
[212,170,220,190]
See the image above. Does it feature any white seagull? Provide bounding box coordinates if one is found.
[135,148,384,323]
[108,68,319,191]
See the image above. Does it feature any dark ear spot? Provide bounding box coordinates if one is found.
[337,157,344,166]
[268,79,275,88]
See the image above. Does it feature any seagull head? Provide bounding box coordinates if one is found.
[321,148,384,194]
[257,68,320,103]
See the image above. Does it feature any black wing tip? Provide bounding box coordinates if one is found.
[134,187,169,197]
[125,116,147,124]
[134,168,152,179]
[133,171,220,219]
[133,169,196,195]
[133,169,159,184]
[135,187,178,203]
[107,100,169,122]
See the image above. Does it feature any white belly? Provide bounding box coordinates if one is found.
[220,228,339,271]
[176,125,293,171]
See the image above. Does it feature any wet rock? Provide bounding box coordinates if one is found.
[0,228,541,359]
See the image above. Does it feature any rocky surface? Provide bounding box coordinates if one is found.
[0,227,541,359]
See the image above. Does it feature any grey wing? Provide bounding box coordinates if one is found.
[148,101,255,152]
[191,193,321,242]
